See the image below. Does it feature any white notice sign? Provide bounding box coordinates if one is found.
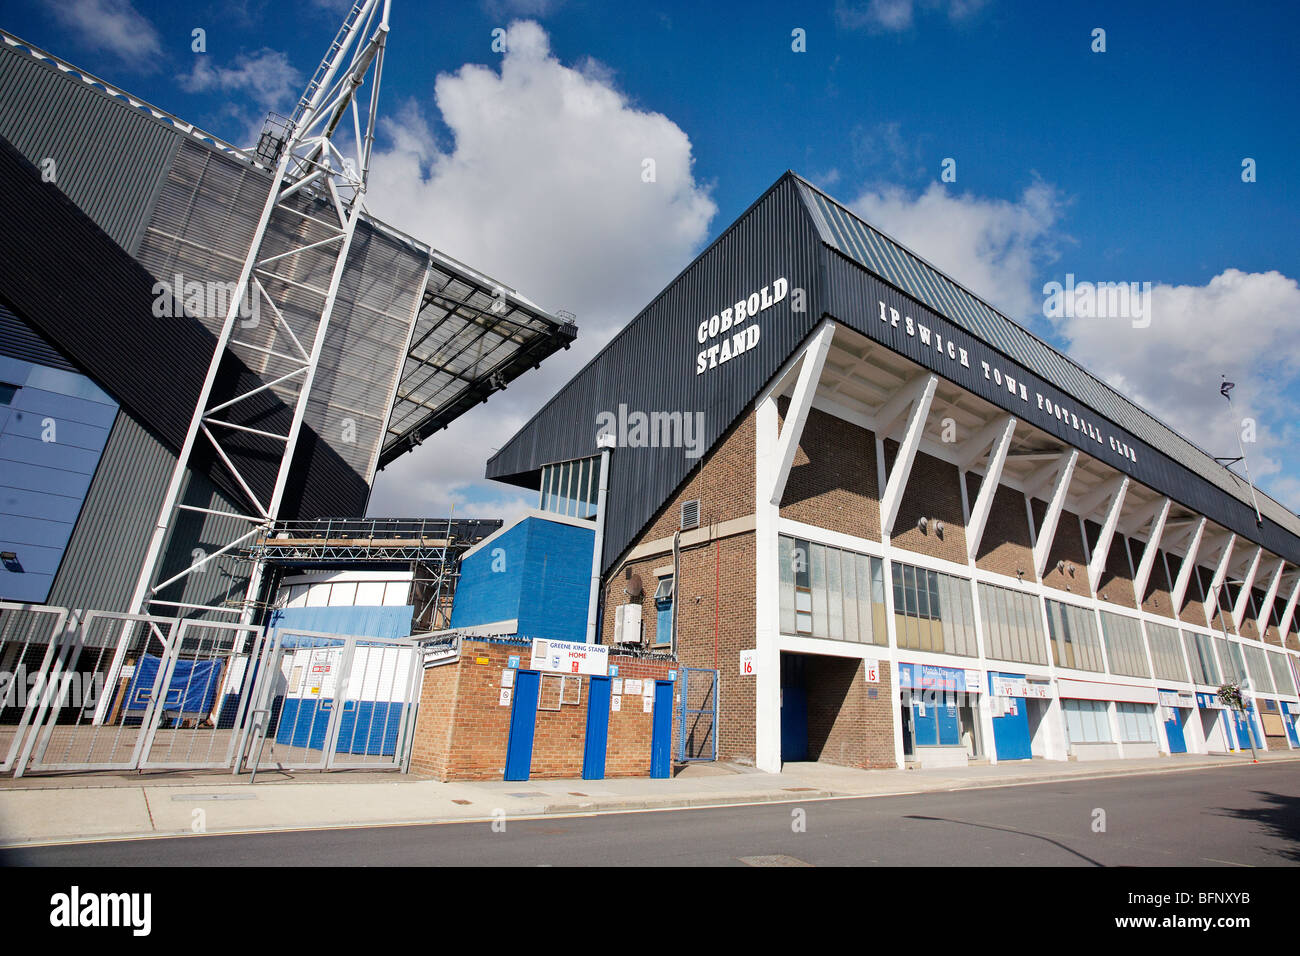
[740,649,757,676]
[643,696,653,713]
[530,638,609,676]
[612,695,622,712]
[625,678,644,695]
[864,659,879,683]
[499,688,512,707]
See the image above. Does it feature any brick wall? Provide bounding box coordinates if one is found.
[968,476,1035,581]
[778,401,881,539]
[1134,543,1176,619]
[409,638,676,781]
[802,656,895,769]
[1032,500,1089,596]
[637,409,754,546]
[883,441,968,563]
[1082,520,1137,608]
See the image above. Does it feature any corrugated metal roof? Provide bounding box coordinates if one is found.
[794,175,1300,544]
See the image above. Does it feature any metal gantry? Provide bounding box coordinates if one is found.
[246,518,501,632]
[127,1,393,623]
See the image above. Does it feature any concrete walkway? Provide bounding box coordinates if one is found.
[1,751,1296,847]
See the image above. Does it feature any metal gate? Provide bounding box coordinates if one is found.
[138,619,266,770]
[0,602,71,773]
[677,667,718,762]
[241,629,421,773]
[21,611,178,775]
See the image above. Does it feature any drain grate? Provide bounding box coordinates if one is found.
[738,855,813,867]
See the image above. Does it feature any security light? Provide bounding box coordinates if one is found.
[917,516,928,533]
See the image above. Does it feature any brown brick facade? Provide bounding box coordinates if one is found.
[409,638,675,781]
[1033,501,1089,596]
[883,442,968,563]
[968,476,1035,582]
[778,401,881,539]
[1082,520,1137,608]
[1135,544,1176,619]
[798,655,896,769]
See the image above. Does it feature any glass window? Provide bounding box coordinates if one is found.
[892,560,977,658]
[778,536,886,645]
[1269,652,1297,698]
[1046,600,1105,672]
[1183,631,1220,686]
[1100,612,1150,678]
[1145,622,1189,683]
[978,582,1048,666]
[0,382,16,405]
[654,575,673,647]
[1116,702,1156,742]
[1241,643,1276,694]
[1063,699,1112,743]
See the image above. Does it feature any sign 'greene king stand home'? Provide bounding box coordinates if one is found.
[530,638,610,677]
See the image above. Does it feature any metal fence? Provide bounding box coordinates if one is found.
[0,601,420,778]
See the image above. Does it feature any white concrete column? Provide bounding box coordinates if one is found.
[754,395,783,774]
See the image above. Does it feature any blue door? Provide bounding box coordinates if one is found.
[1161,694,1187,754]
[936,693,960,746]
[1283,703,1300,747]
[1231,708,1254,750]
[780,686,808,761]
[650,680,674,778]
[504,670,540,781]
[989,673,1032,760]
[583,676,611,779]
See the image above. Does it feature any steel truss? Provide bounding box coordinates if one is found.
[127,1,393,624]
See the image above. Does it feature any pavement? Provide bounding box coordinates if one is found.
[1,750,1296,847]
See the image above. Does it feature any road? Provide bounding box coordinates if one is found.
[3,763,1297,866]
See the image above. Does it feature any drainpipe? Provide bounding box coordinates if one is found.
[585,435,616,644]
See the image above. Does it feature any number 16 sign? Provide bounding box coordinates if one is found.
[739,649,757,676]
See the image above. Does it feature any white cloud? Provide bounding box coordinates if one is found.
[849,179,1066,319]
[177,48,303,145]
[1048,268,1300,512]
[365,20,715,517]
[835,0,989,33]
[44,0,162,64]
[842,177,1300,515]
[178,48,302,113]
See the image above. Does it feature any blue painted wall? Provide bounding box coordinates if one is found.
[0,355,117,603]
[450,516,595,643]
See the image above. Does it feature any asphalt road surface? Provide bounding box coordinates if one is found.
[4,764,1298,867]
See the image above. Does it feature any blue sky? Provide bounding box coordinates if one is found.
[7,0,1299,519]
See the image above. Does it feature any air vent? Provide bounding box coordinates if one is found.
[681,499,701,531]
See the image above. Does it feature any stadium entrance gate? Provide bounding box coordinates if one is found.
[0,602,421,777]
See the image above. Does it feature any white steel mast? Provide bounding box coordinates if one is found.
[126,0,393,624]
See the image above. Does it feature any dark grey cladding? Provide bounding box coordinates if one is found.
[0,133,367,520]
[487,174,826,573]
[490,171,1300,573]
[0,302,76,371]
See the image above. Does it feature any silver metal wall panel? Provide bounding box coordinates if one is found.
[0,41,180,254]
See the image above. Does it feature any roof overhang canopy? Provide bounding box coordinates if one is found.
[379,252,576,468]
